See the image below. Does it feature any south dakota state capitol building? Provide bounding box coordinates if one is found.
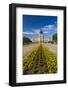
[30,30,52,43]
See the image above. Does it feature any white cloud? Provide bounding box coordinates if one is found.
[23,24,57,35]
[23,32,35,35]
[42,24,56,31]
[33,24,56,34]
[44,31,48,33]
[33,29,40,34]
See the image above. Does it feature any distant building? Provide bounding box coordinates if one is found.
[31,36,52,42]
[31,30,52,43]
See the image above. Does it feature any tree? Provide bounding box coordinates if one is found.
[52,33,57,43]
[23,36,32,44]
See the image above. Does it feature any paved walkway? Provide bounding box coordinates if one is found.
[23,43,39,56]
[44,43,57,55]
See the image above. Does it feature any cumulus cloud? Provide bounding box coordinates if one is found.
[23,32,35,35]
[33,29,40,34]
[41,24,57,31]
[23,24,57,35]
[33,24,56,34]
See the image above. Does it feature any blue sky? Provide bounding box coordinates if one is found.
[23,15,57,38]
